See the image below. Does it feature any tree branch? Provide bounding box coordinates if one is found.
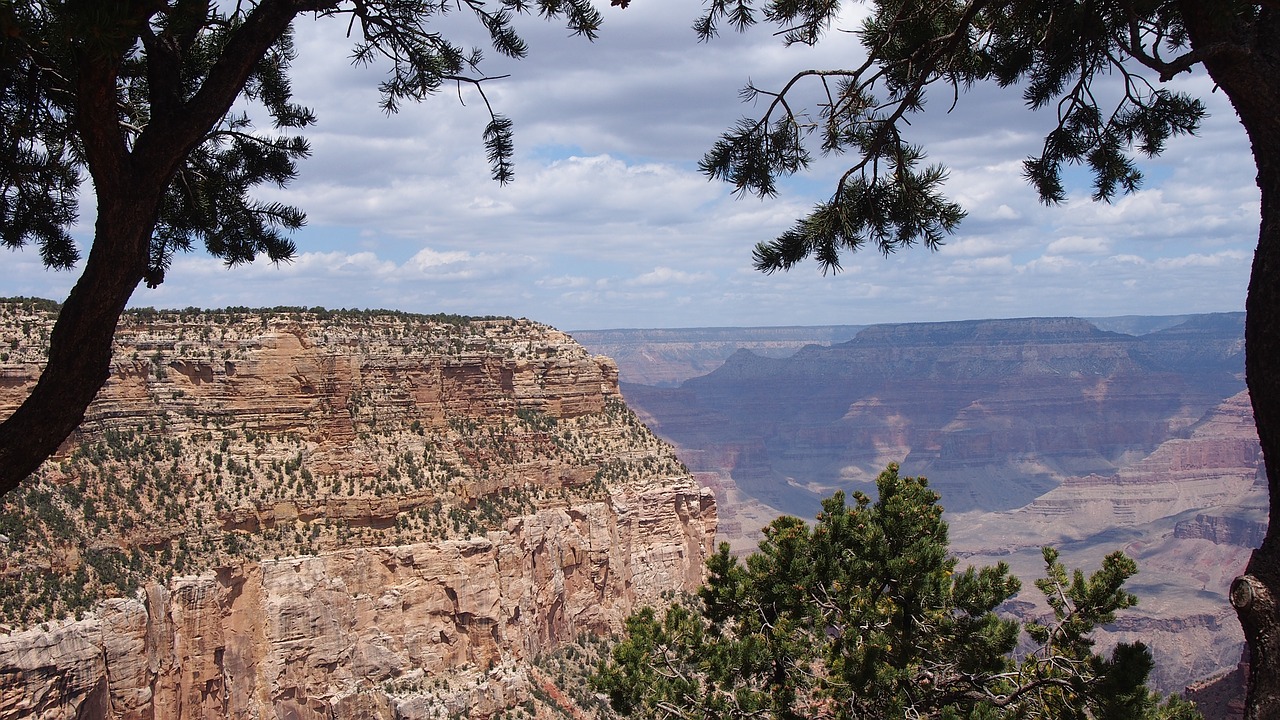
[135,0,329,180]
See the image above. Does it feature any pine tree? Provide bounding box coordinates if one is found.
[594,464,1200,720]
[0,0,603,492]
[696,4,1280,716]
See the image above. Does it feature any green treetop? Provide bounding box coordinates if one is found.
[594,464,1201,720]
[694,5,1280,715]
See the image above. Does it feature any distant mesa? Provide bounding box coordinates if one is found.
[591,312,1255,698]
[607,313,1246,516]
[570,324,864,387]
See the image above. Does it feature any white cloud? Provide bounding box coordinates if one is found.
[298,251,397,276]
[537,275,592,289]
[988,204,1021,220]
[627,267,715,287]
[1108,254,1147,265]
[945,237,1012,258]
[8,0,1259,330]
[953,256,1017,274]
[1025,255,1082,273]
[1153,250,1251,270]
[1047,236,1111,255]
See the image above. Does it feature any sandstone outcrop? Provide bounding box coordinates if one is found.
[1175,512,1268,548]
[0,301,716,719]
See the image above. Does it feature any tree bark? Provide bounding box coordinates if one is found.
[0,197,153,495]
[1181,4,1280,718]
[0,24,153,495]
[0,0,306,494]
[1238,139,1280,720]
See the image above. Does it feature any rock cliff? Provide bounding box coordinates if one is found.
[0,300,716,719]
[618,314,1257,696]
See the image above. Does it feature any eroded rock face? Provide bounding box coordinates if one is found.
[632,315,1246,517]
[620,314,1258,695]
[0,304,716,719]
[1175,512,1269,548]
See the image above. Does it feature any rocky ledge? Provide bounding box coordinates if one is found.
[0,301,716,719]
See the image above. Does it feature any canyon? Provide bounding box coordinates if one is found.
[0,303,1259,717]
[583,314,1260,697]
[0,301,716,719]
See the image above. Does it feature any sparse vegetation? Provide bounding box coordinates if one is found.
[0,301,687,629]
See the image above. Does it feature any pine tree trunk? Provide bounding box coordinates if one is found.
[0,192,153,495]
[0,0,303,495]
[1238,173,1280,720]
[1237,133,1280,720]
[1181,5,1280,719]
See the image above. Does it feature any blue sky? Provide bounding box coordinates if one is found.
[0,0,1260,330]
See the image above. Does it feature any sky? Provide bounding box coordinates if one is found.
[0,1,1262,331]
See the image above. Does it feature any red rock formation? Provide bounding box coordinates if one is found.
[0,304,716,719]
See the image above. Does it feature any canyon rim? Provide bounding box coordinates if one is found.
[0,300,716,719]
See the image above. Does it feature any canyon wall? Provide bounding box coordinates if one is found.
[0,301,716,719]
[570,317,1205,390]
[616,314,1258,695]
[622,314,1247,523]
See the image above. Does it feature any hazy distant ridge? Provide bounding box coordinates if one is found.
[575,314,1242,387]
[571,324,864,386]
[607,312,1255,696]
[617,312,1246,518]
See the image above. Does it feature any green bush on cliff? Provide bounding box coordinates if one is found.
[594,464,1200,720]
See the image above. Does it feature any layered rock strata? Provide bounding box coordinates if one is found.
[619,314,1257,696]
[0,301,716,719]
